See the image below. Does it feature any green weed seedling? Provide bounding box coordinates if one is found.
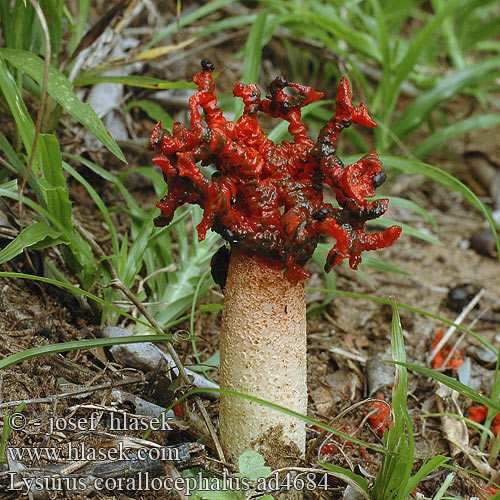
[0,403,26,464]
[370,301,449,500]
[183,450,274,500]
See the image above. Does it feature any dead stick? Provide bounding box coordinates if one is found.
[427,289,484,365]
[0,378,144,409]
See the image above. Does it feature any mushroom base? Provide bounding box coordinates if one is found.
[219,249,307,496]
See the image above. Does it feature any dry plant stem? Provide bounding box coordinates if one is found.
[426,288,484,364]
[0,377,143,408]
[220,249,307,464]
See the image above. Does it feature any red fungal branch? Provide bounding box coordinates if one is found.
[149,60,401,283]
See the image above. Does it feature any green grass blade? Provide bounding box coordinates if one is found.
[191,13,257,40]
[146,0,233,48]
[62,161,119,255]
[68,0,90,55]
[421,413,495,439]
[39,134,72,232]
[392,56,500,140]
[372,195,440,230]
[369,0,391,114]
[39,133,64,187]
[235,9,269,119]
[319,463,369,495]
[367,218,441,246]
[412,113,500,159]
[0,402,25,463]
[392,300,413,499]
[437,0,466,70]
[0,48,126,162]
[0,335,175,370]
[125,99,174,132]
[123,220,154,287]
[308,244,337,316]
[0,57,40,173]
[0,182,93,264]
[0,180,17,192]
[383,2,467,134]
[64,153,142,217]
[0,271,178,333]
[74,75,195,90]
[307,288,497,355]
[163,387,387,454]
[42,0,63,56]
[406,457,451,499]
[0,132,42,201]
[267,0,381,61]
[390,361,500,413]
[390,1,464,90]
[0,222,63,264]
[361,255,411,276]
[379,154,500,261]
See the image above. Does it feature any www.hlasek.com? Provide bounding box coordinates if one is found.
[8,470,332,495]
[7,441,179,462]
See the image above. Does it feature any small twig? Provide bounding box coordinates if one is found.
[306,398,383,462]
[328,345,368,364]
[440,310,484,370]
[136,264,177,295]
[0,378,143,409]
[427,289,484,365]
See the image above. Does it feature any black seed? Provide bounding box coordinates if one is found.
[211,246,231,292]
[312,208,329,221]
[372,171,387,188]
[201,59,214,71]
[447,283,480,312]
[325,251,340,272]
[220,227,238,244]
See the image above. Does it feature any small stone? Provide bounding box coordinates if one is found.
[447,283,480,312]
[470,228,497,258]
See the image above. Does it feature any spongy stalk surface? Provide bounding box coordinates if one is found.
[219,249,307,463]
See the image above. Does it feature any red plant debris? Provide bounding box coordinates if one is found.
[149,60,401,282]
[467,405,500,436]
[173,403,183,419]
[366,397,392,436]
[313,424,368,459]
[430,328,464,369]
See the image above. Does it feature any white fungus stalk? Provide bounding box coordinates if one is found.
[219,249,307,469]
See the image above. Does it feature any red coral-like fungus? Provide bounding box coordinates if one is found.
[149,60,401,282]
